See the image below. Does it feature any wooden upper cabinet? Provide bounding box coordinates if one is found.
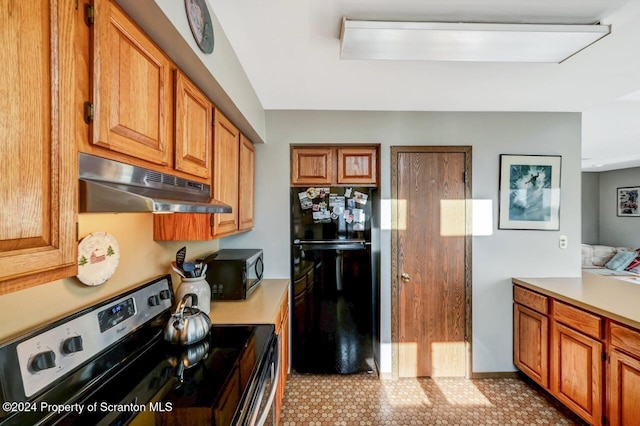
[291,145,379,186]
[291,147,333,186]
[212,110,240,237]
[239,134,255,231]
[90,0,172,166]
[337,147,377,185]
[174,70,212,180]
[153,120,256,241]
[0,0,77,293]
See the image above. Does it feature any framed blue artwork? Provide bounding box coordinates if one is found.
[498,154,561,230]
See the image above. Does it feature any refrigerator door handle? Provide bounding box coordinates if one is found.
[293,239,368,250]
[293,239,367,245]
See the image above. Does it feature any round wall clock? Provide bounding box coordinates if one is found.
[185,0,214,54]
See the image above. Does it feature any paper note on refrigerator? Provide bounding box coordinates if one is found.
[353,191,368,205]
[298,191,313,209]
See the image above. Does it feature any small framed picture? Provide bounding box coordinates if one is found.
[617,186,640,217]
[498,154,562,230]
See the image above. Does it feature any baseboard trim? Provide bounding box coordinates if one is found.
[470,371,519,379]
[378,371,394,380]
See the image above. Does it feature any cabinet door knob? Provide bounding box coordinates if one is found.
[401,273,410,282]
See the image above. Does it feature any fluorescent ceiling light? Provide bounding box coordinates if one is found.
[340,18,610,63]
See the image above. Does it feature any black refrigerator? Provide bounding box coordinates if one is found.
[290,186,376,374]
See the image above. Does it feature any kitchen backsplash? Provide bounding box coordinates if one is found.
[0,213,219,341]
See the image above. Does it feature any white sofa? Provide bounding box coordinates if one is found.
[581,243,640,279]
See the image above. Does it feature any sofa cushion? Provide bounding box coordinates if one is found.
[605,250,638,271]
[624,249,640,271]
[591,245,619,267]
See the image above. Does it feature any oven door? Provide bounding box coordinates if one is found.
[244,334,279,426]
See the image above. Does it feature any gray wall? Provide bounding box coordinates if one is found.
[598,167,640,247]
[582,172,600,244]
[222,110,583,374]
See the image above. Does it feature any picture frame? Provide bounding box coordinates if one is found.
[617,186,640,217]
[498,154,561,230]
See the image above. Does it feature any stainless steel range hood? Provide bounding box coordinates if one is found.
[79,153,232,214]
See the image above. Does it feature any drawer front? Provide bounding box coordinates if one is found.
[610,321,640,359]
[514,285,548,314]
[552,300,602,340]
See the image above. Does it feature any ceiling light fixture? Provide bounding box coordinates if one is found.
[340,18,610,63]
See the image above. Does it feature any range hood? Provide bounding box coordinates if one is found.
[79,153,232,214]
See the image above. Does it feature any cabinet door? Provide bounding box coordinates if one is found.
[514,304,549,388]
[291,147,333,186]
[550,322,603,425]
[214,366,241,426]
[275,293,290,425]
[0,0,77,293]
[337,147,378,185]
[609,349,640,426]
[238,134,255,231]
[174,70,212,180]
[212,110,240,236]
[92,0,172,166]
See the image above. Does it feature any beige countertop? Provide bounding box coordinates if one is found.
[209,279,289,325]
[513,272,640,329]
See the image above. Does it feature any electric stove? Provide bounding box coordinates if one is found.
[0,275,276,426]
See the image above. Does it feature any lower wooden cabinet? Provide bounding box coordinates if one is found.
[513,283,640,426]
[608,349,640,426]
[550,322,603,425]
[514,303,548,387]
[274,291,290,425]
[608,322,640,426]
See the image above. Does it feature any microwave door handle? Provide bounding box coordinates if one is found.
[256,256,264,280]
[254,336,281,426]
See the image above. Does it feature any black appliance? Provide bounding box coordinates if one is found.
[0,275,277,426]
[205,249,264,300]
[290,186,376,374]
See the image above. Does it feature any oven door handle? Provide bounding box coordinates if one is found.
[250,335,281,426]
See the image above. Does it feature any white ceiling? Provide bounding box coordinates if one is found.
[209,0,640,171]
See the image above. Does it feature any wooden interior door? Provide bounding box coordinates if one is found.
[393,147,471,378]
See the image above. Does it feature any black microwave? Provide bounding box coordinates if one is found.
[204,249,264,300]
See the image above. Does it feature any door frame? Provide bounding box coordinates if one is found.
[390,145,473,379]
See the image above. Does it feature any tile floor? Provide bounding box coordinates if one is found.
[280,373,584,425]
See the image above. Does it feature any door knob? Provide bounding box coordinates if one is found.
[401,273,410,282]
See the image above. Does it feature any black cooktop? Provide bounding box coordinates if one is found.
[0,324,275,426]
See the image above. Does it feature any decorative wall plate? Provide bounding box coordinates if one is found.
[77,232,120,286]
[185,0,214,54]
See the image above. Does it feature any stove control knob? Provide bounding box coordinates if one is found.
[31,350,56,372]
[62,336,84,354]
[148,295,160,307]
[159,290,171,300]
